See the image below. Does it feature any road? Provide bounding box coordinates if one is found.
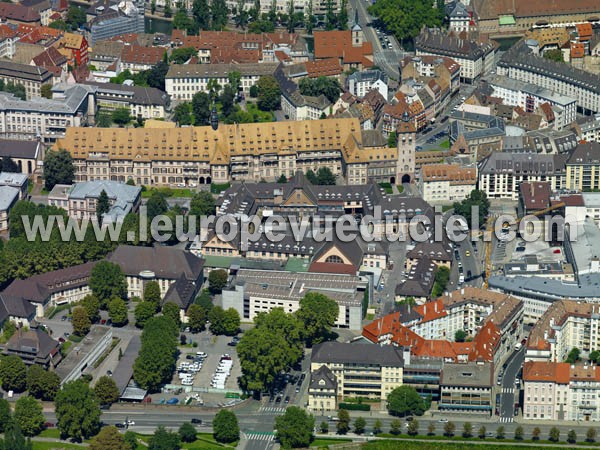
[349,0,404,78]
[498,347,525,423]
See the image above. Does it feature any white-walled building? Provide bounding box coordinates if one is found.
[419,163,477,204]
[347,70,388,99]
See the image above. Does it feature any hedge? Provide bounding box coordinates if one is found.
[339,403,371,411]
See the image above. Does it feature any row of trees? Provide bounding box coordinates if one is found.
[299,77,342,104]
[0,357,61,400]
[237,293,339,393]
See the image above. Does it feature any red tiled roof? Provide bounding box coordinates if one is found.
[0,24,16,40]
[468,320,500,362]
[314,30,373,66]
[121,44,164,65]
[520,181,551,211]
[414,298,447,324]
[308,262,357,275]
[523,361,570,383]
[32,46,67,67]
[0,3,39,23]
[576,22,593,40]
[571,42,585,59]
[305,58,342,78]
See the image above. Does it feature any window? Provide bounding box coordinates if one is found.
[325,255,343,264]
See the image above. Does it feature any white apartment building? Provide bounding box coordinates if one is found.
[478,152,566,200]
[347,70,388,99]
[498,40,600,114]
[523,361,600,422]
[419,163,477,204]
[223,0,340,16]
[280,89,331,121]
[489,75,577,130]
[165,63,278,101]
[0,85,96,143]
[0,60,53,100]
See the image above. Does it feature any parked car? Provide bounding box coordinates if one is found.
[115,423,125,429]
[438,418,448,423]
[166,398,179,405]
[191,418,202,424]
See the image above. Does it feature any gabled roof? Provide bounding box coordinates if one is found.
[310,365,337,390]
[32,46,67,67]
[163,274,198,311]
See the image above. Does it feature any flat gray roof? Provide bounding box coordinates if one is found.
[55,326,112,383]
[441,362,492,387]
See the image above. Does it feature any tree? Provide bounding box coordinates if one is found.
[368,0,442,43]
[66,5,87,30]
[544,48,564,63]
[478,426,486,439]
[353,417,366,435]
[431,265,450,297]
[146,191,169,221]
[4,420,32,450]
[0,398,10,432]
[72,306,91,336]
[149,425,181,450]
[124,431,138,449]
[249,84,259,98]
[192,91,211,125]
[96,190,111,223]
[90,261,127,307]
[443,421,455,437]
[275,406,314,448]
[213,410,239,443]
[0,355,27,392]
[315,167,336,185]
[81,294,100,323]
[296,292,339,346]
[14,396,44,436]
[336,409,350,434]
[208,269,228,294]
[387,132,397,148]
[27,365,60,401]
[337,0,348,29]
[566,429,577,444]
[454,329,467,342]
[452,189,490,230]
[219,84,236,118]
[195,289,213,313]
[135,301,156,328]
[111,108,131,127]
[94,376,120,406]
[190,191,216,217]
[427,422,435,436]
[496,426,505,439]
[390,419,401,435]
[43,149,75,190]
[90,426,129,450]
[228,71,242,95]
[163,0,172,17]
[407,419,419,436]
[532,427,541,440]
[186,304,206,333]
[209,307,240,335]
[387,385,427,417]
[173,8,195,34]
[549,426,560,442]
[320,421,328,433]
[192,0,210,30]
[162,302,181,329]
[566,347,581,363]
[373,419,382,435]
[96,110,112,127]
[0,156,18,174]
[133,316,178,391]
[210,0,228,30]
[108,297,128,326]
[298,77,342,103]
[514,425,524,440]
[178,422,197,443]
[144,281,162,310]
[173,102,193,126]
[256,75,281,111]
[237,309,303,392]
[462,422,472,438]
[56,379,101,441]
[590,349,600,364]
[587,427,597,443]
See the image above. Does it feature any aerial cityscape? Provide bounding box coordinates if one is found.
[0,0,598,449]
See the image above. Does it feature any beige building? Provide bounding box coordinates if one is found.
[566,142,600,191]
[308,365,338,412]
[310,341,404,404]
[523,361,600,422]
[54,118,415,187]
[0,60,52,100]
[419,164,477,204]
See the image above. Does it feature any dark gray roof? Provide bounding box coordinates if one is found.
[479,152,567,176]
[163,275,198,311]
[311,341,404,367]
[395,257,437,297]
[0,139,39,159]
[5,328,59,360]
[112,335,141,395]
[82,81,168,107]
[0,60,52,83]
[441,362,492,387]
[567,142,600,165]
[309,365,337,390]
[108,245,204,281]
[416,28,497,61]
[0,293,36,322]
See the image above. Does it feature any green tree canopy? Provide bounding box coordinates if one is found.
[567,347,581,363]
[369,0,442,43]
[135,301,157,328]
[195,289,214,313]
[354,417,366,435]
[209,307,240,336]
[544,48,564,63]
[26,365,60,401]
[72,306,91,336]
[173,102,193,126]
[275,406,314,448]
[90,261,127,307]
[190,191,216,217]
[144,281,162,310]
[299,77,342,103]
[162,302,181,329]
[90,426,129,450]
[0,355,27,392]
[146,191,169,221]
[387,385,427,417]
[256,75,281,111]
[213,410,239,443]
[178,422,197,443]
[208,269,228,294]
[14,396,44,437]
[452,189,490,230]
[454,329,467,342]
[192,91,211,126]
[186,304,206,333]
[0,398,11,432]
[170,47,197,64]
[55,379,101,441]
[43,149,75,191]
[96,190,111,222]
[149,425,181,450]
[81,294,100,323]
[94,376,120,406]
[336,409,350,434]
[108,297,128,326]
[296,292,339,346]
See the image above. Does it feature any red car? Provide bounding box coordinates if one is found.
[553,249,561,254]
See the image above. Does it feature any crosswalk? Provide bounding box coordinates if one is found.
[245,432,275,441]
[259,406,287,413]
[501,388,515,394]
[499,417,514,423]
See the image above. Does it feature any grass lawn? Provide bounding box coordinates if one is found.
[38,429,61,439]
[378,182,393,194]
[32,441,85,450]
[364,441,568,450]
[311,437,352,448]
[396,185,404,193]
[439,139,450,149]
[141,187,195,198]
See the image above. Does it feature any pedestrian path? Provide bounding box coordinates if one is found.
[501,387,515,394]
[259,406,286,413]
[499,417,514,423]
[245,432,275,441]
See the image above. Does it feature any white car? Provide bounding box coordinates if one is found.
[438,418,448,423]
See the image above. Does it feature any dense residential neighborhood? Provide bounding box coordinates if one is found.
[1,0,600,449]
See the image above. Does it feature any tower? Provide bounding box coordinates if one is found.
[351,8,363,47]
[396,111,416,184]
